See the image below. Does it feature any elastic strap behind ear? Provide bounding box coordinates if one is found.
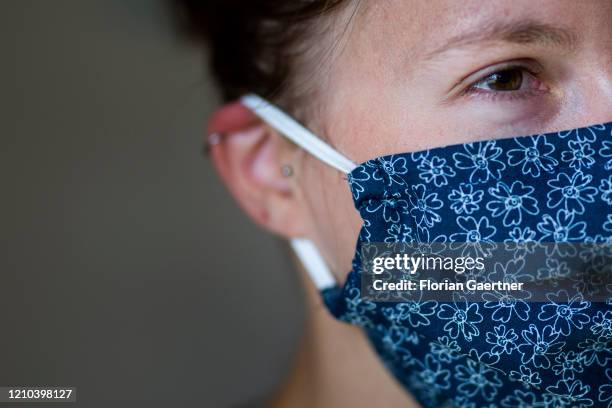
[240,94,357,174]
[240,94,341,289]
[290,238,337,290]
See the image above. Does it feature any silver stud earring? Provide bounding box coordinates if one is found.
[281,164,294,177]
[203,132,223,155]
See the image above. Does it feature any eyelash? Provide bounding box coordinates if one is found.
[461,64,548,101]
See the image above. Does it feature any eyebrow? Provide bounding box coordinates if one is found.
[426,20,579,58]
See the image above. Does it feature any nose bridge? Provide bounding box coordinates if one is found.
[575,1,612,120]
[595,72,612,113]
[576,46,612,122]
[589,11,612,117]
[588,59,612,120]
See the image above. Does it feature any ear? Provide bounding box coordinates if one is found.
[206,101,307,237]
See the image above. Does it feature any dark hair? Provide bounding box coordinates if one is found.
[172,1,349,110]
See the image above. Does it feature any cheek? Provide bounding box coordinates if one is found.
[301,159,363,281]
[453,96,561,136]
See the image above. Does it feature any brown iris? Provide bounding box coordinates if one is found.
[482,68,524,91]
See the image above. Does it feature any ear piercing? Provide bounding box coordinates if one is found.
[203,132,223,155]
[281,164,294,177]
[208,132,222,145]
[204,133,294,178]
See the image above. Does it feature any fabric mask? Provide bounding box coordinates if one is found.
[241,94,612,408]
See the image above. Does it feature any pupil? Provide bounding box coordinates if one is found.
[487,69,523,91]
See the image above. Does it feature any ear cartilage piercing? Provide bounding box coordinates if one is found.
[208,132,222,145]
[281,164,294,177]
[203,132,223,155]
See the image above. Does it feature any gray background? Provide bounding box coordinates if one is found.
[0,1,304,407]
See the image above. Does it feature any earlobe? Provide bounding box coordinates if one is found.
[206,102,307,237]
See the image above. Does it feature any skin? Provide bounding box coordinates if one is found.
[206,1,612,406]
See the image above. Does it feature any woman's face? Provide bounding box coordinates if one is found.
[294,0,612,281]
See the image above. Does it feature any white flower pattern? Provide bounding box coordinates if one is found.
[339,122,612,407]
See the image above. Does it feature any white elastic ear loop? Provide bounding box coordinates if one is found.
[240,94,357,174]
[240,94,346,290]
[290,238,337,290]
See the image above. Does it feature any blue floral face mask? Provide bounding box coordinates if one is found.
[241,94,612,408]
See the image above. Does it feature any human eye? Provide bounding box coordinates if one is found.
[460,60,549,101]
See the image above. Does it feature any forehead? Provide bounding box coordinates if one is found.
[353,0,609,56]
